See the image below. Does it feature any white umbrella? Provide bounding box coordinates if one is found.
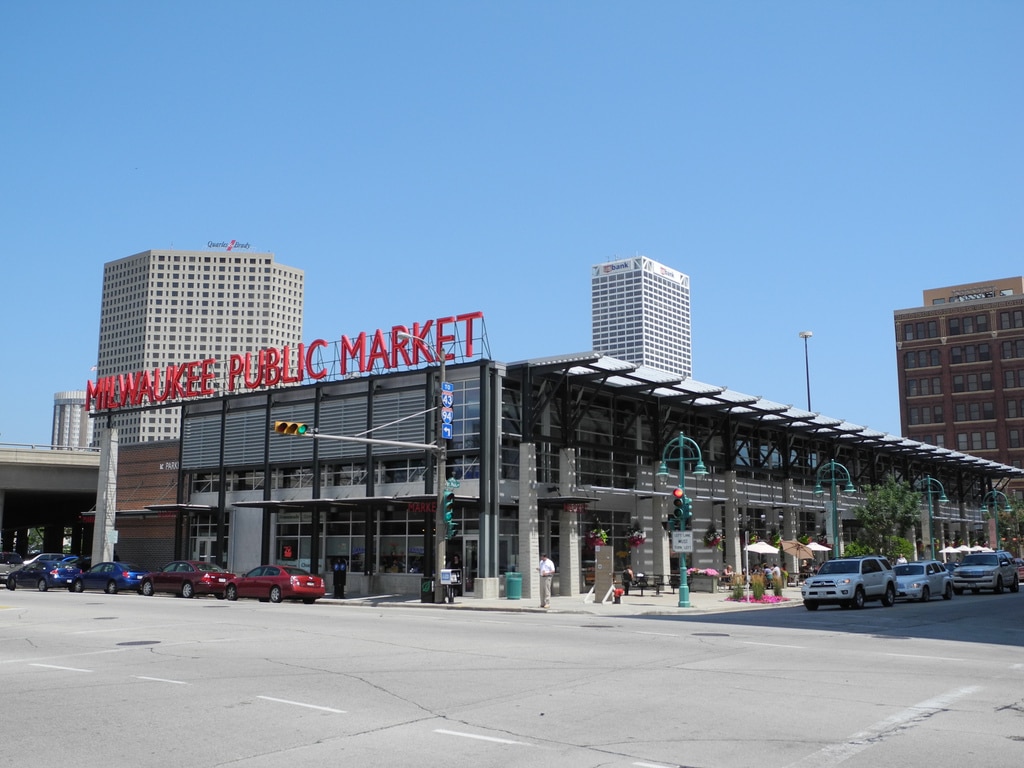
[807,541,832,552]
[939,546,960,554]
[745,540,780,554]
[956,545,972,552]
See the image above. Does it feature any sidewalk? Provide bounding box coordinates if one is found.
[322,584,806,616]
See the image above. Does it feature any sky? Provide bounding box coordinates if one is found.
[1,2,1022,447]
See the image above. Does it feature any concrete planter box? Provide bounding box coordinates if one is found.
[687,575,718,593]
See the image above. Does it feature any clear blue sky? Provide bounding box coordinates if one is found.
[2,2,1022,446]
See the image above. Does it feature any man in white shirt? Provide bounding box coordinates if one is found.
[537,553,555,608]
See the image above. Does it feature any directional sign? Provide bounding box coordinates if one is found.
[441,391,454,408]
[440,381,455,441]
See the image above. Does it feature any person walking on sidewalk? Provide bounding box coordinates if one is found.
[538,553,555,608]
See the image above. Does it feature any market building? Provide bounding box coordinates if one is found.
[82,309,1023,601]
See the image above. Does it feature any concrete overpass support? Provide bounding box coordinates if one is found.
[91,428,118,564]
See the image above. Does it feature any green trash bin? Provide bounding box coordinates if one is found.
[505,572,522,600]
[420,577,435,603]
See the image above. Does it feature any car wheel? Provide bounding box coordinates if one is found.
[852,586,865,609]
[994,577,1004,594]
[944,583,953,600]
[919,586,930,603]
[226,584,238,601]
[1012,577,1020,594]
[37,578,49,592]
[882,583,896,607]
[105,580,118,595]
[181,582,195,599]
[5,578,15,591]
[270,586,283,603]
[141,580,155,596]
[72,579,84,593]
[302,598,316,604]
[804,601,819,611]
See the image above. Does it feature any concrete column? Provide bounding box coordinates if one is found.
[92,427,118,564]
[518,442,539,599]
[650,466,669,579]
[557,447,580,595]
[722,471,740,573]
[781,478,797,575]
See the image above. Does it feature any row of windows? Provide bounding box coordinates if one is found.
[901,313,991,341]
[906,377,942,396]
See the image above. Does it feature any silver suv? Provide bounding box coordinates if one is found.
[952,550,1020,594]
[801,555,896,611]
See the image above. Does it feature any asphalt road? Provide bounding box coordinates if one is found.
[1,589,1022,767]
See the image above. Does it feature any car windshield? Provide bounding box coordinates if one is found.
[817,560,859,575]
[894,564,924,576]
[960,554,997,567]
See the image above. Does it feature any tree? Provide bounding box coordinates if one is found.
[849,477,920,559]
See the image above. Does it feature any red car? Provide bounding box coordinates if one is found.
[140,560,235,599]
[225,565,325,604]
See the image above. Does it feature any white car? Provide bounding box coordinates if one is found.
[894,559,953,602]
[801,555,896,610]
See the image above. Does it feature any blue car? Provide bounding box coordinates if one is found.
[73,561,148,594]
[5,558,81,592]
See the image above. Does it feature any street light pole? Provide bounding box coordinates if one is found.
[979,489,1011,551]
[918,476,949,560]
[799,331,813,411]
[655,431,708,608]
[813,459,855,558]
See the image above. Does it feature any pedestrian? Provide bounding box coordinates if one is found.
[622,564,634,595]
[896,554,907,565]
[538,553,555,608]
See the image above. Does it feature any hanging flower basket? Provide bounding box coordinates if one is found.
[626,520,646,547]
[584,528,608,547]
[703,525,722,549]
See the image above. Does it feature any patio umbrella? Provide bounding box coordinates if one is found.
[745,540,780,554]
[939,546,960,554]
[807,541,832,552]
[780,540,814,559]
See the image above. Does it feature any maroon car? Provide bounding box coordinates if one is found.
[140,560,235,599]
[225,565,325,604]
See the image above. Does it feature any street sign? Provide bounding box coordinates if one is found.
[671,531,694,553]
[440,381,455,440]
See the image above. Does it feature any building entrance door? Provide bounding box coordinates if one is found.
[191,537,217,563]
[462,535,478,594]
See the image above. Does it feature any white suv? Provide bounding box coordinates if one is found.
[951,551,1020,594]
[802,555,896,611]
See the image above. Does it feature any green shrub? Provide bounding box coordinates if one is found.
[751,573,766,600]
[732,579,745,601]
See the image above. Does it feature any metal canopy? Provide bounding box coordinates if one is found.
[519,353,1024,479]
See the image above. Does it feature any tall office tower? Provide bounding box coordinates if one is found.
[895,277,1024,496]
[52,390,94,449]
[96,248,304,444]
[591,256,692,377]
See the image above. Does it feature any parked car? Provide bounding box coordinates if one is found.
[5,558,82,591]
[225,565,326,604]
[952,550,1020,594]
[1014,558,1024,582]
[61,555,92,572]
[801,555,896,610]
[0,551,24,577]
[139,560,235,599]
[73,561,148,594]
[943,561,959,575]
[894,559,953,602]
[22,552,68,566]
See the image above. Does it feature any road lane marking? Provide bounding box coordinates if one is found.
[884,653,965,662]
[257,696,346,713]
[634,762,677,768]
[29,663,91,672]
[744,641,805,649]
[135,676,188,684]
[784,685,980,768]
[635,631,678,637]
[434,729,530,745]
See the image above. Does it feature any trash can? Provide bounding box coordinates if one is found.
[505,572,522,600]
[420,577,434,603]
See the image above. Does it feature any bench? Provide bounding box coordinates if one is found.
[632,575,667,596]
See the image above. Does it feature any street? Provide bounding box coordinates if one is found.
[2,590,1022,767]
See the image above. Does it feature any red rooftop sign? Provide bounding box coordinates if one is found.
[85,311,484,413]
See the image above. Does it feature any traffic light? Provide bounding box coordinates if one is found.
[273,421,310,435]
[443,489,458,540]
[671,487,685,530]
[682,495,693,531]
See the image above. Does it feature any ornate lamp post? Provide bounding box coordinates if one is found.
[980,489,1012,551]
[813,460,855,559]
[655,432,708,608]
[918,476,949,560]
